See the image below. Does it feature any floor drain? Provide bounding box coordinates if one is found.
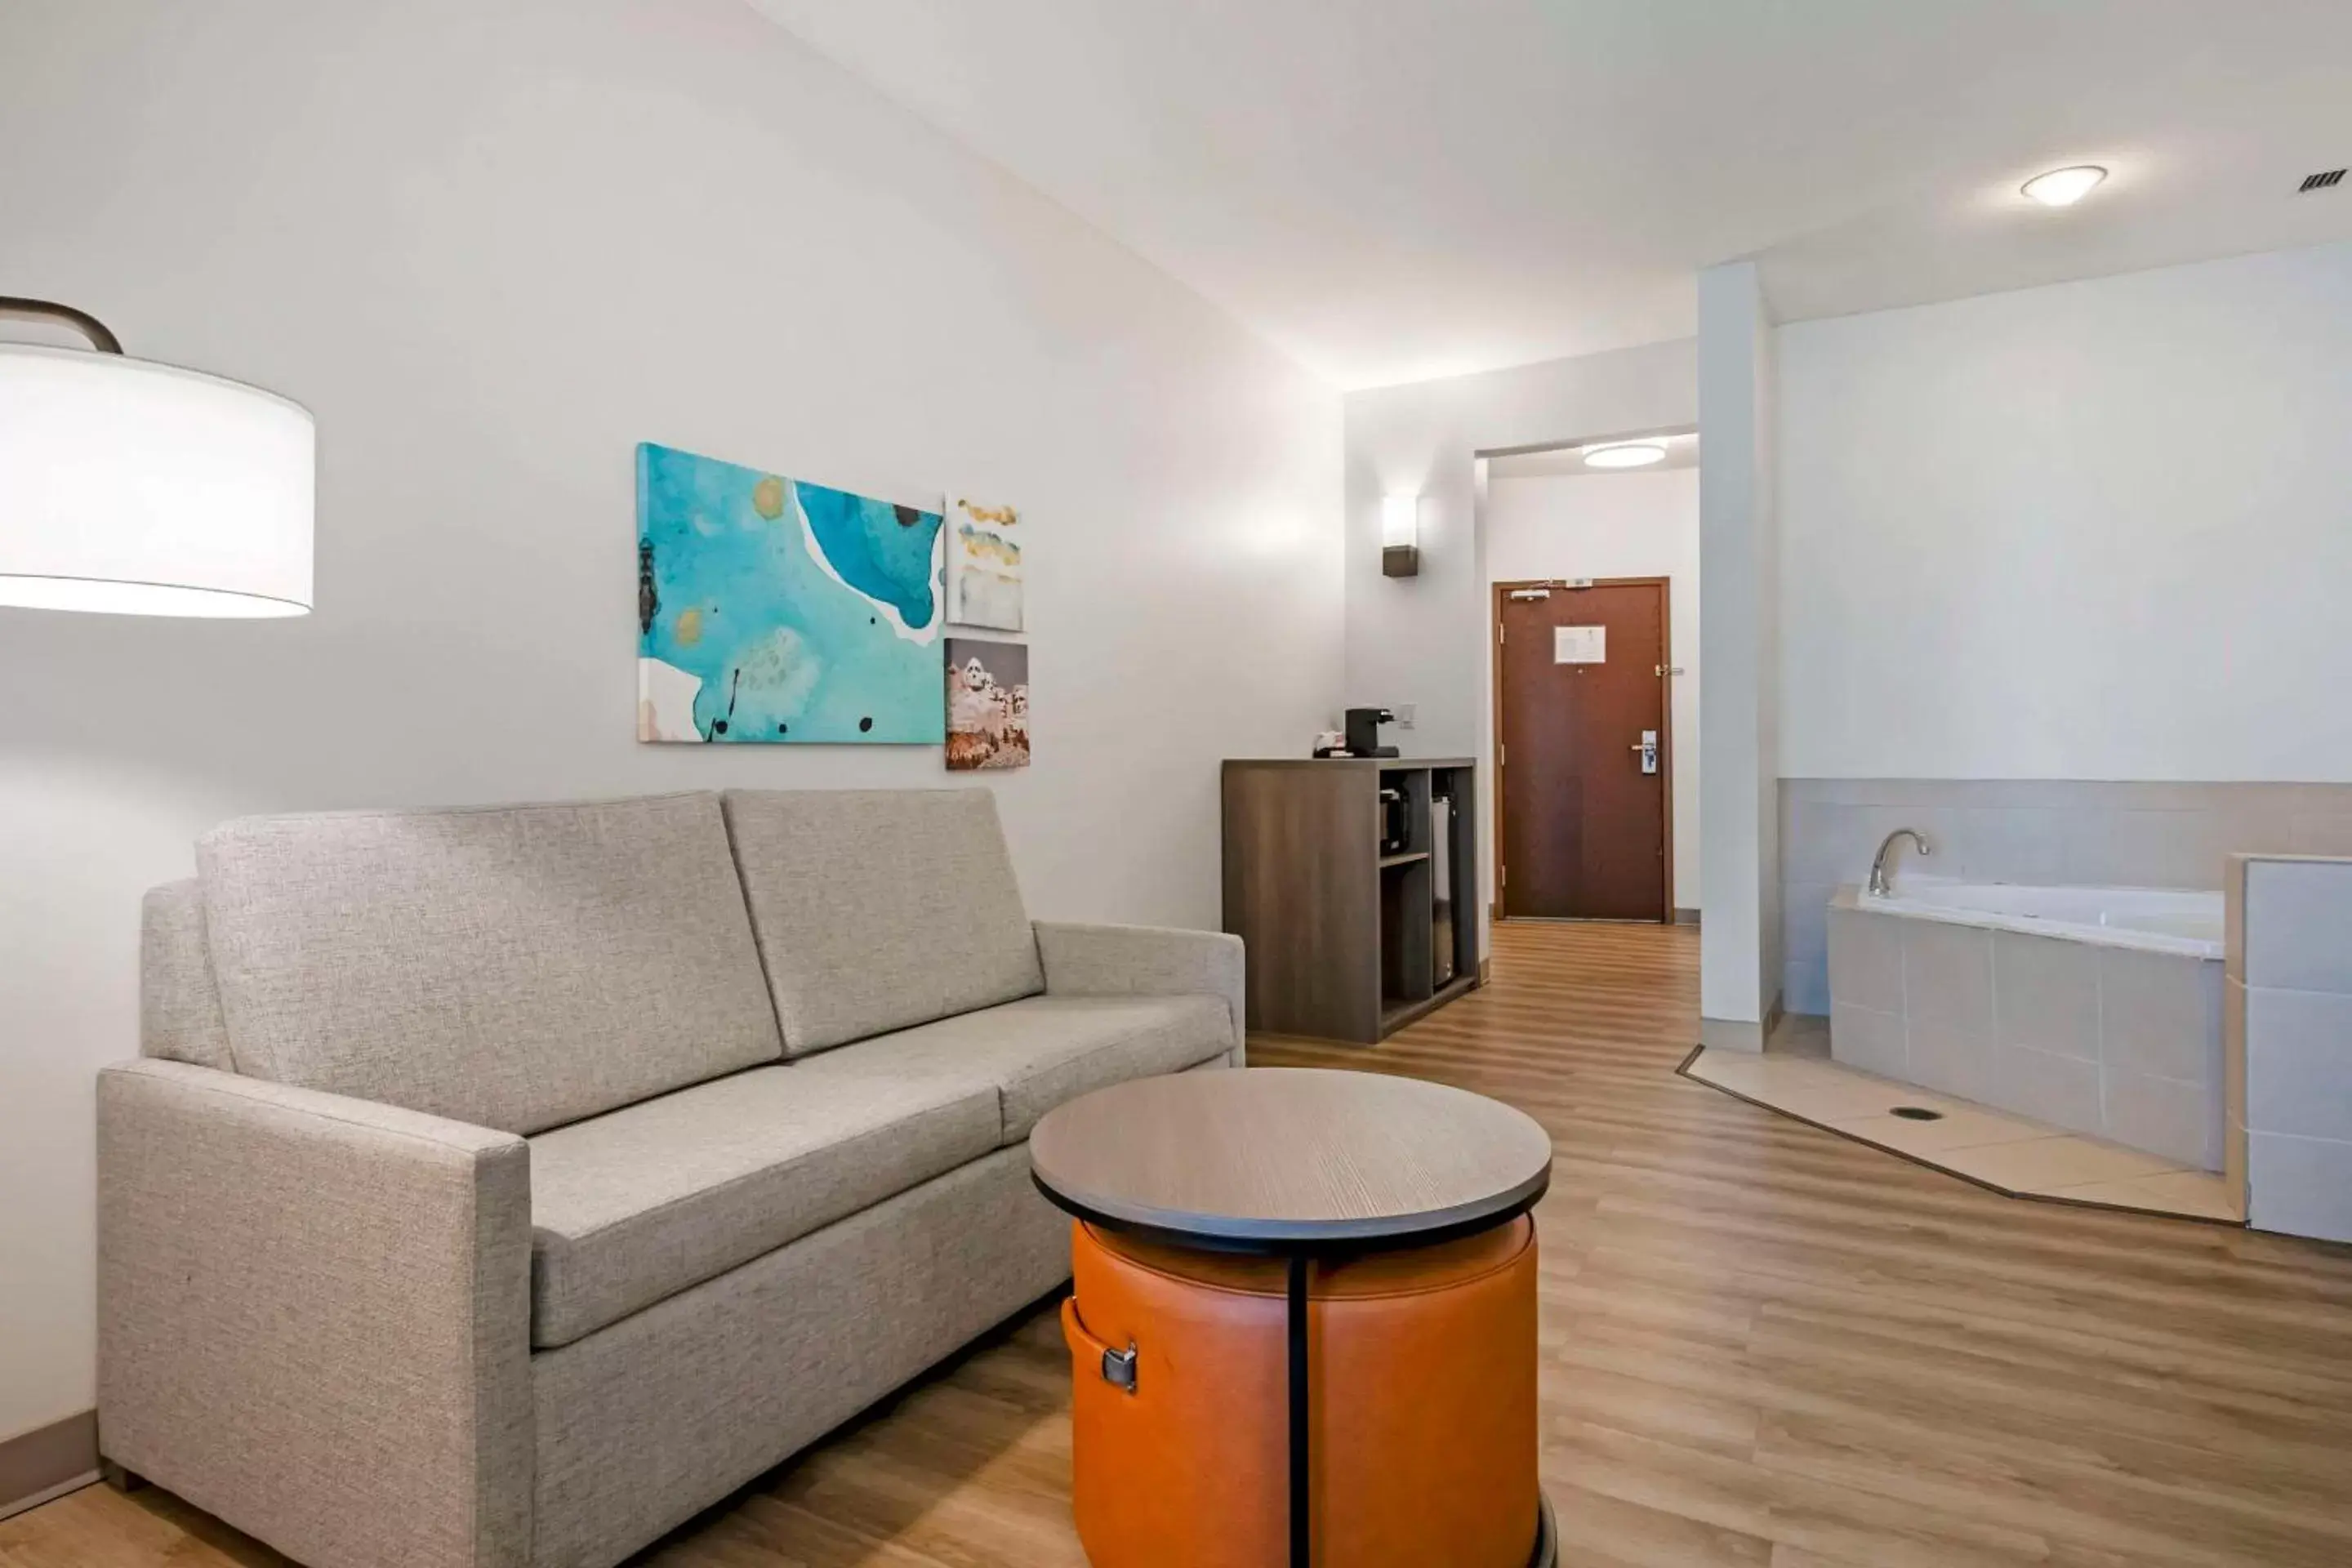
[1891,1106,1944,1121]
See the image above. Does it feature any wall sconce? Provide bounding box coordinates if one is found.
[1381,493,1421,578]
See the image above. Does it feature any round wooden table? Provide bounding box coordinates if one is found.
[1031,1067,1557,1568]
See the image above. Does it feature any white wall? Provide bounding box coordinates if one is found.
[1780,240,2352,782]
[1343,341,1698,946]
[1484,469,1702,911]
[0,0,1343,1446]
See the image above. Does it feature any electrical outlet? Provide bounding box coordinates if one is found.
[1394,703,1417,729]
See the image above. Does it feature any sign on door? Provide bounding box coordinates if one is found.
[1552,625,1605,664]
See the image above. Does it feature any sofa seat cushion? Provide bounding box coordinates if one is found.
[528,1066,998,1348]
[793,994,1236,1145]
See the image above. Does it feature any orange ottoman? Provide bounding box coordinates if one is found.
[1030,1068,1557,1568]
[1061,1215,1544,1567]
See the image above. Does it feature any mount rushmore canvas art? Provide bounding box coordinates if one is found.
[944,637,1029,771]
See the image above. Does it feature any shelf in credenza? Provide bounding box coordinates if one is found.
[1377,850,1431,868]
[1379,974,1478,1036]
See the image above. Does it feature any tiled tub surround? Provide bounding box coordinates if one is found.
[1780,778,2352,1017]
[1861,879,2224,956]
[1827,885,2223,1169]
[2229,855,2352,1244]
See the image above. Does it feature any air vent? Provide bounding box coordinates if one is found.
[2301,168,2346,193]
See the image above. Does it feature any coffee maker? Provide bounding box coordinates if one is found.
[1342,706,1399,759]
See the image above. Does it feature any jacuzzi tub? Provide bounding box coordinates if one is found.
[1826,880,2223,1169]
[1861,878,2223,960]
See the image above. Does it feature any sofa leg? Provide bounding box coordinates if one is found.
[99,1459,146,1494]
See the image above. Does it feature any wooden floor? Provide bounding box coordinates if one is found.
[11,921,2352,1567]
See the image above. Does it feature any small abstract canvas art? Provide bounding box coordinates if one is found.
[637,442,946,744]
[945,497,1023,631]
[945,637,1029,771]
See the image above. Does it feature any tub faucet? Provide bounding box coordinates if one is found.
[1869,828,1931,898]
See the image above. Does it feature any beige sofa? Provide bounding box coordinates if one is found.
[97,789,1241,1568]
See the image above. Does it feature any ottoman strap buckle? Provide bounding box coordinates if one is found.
[1061,1296,1139,1395]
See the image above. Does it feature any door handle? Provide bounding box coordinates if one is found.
[1631,731,1659,774]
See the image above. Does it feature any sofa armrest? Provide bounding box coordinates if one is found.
[1033,921,1247,1063]
[98,1059,532,1568]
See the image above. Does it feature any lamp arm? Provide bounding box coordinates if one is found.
[0,297,124,355]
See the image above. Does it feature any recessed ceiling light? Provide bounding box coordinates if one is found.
[2022,165,2107,207]
[1583,441,1666,469]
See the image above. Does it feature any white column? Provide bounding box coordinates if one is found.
[1697,262,1780,1049]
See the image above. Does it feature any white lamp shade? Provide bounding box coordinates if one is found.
[1382,493,1421,550]
[0,344,314,616]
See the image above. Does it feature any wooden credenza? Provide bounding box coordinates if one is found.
[1221,758,1480,1045]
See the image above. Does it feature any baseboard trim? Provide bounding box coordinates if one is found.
[1672,907,1700,926]
[0,1410,98,1521]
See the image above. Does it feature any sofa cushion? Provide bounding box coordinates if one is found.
[723,789,1044,1056]
[527,1065,999,1348]
[198,792,783,1135]
[793,994,1236,1143]
[140,880,236,1071]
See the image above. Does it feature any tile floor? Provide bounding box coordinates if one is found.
[1683,1041,2243,1222]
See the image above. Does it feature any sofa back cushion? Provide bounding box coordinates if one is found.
[198,792,783,1134]
[140,880,237,1072]
[724,789,1043,1056]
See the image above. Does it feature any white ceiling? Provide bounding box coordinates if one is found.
[749,1,2352,390]
[1488,430,1697,478]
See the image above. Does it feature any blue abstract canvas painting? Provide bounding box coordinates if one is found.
[636,443,947,743]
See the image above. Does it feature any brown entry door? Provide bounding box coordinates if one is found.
[1497,579,1668,921]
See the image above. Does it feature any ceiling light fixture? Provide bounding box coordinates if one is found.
[2021,165,2107,207]
[1582,441,1666,470]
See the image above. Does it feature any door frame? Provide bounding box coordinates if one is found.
[1490,576,1675,923]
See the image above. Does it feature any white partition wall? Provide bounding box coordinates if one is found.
[1697,261,1780,1049]
[1778,242,2352,785]
[2229,854,2352,1244]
